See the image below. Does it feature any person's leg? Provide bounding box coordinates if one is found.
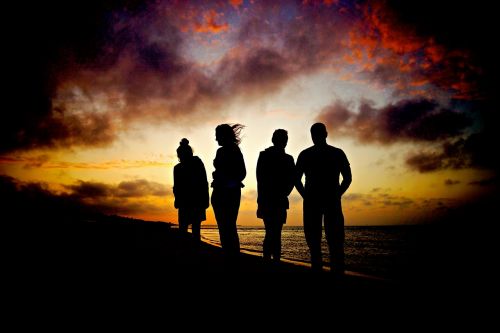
[225,187,241,254]
[178,209,188,233]
[303,200,323,271]
[324,200,345,274]
[190,220,201,255]
[191,220,201,243]
[212,189,229,250]
[213,187,240,266]
[272,222,284,261]
[271,210,286,261]
[263,218,272,260]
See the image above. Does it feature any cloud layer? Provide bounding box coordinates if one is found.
[1,175,171,218]
[3,0,492,156]
[317,98,472,144]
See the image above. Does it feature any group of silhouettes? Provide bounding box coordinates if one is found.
[173,122,352,274]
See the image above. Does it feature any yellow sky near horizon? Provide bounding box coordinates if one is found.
[1,91,491,226]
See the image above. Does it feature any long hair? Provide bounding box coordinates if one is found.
[216,123,245,145]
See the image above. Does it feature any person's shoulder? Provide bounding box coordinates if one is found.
[285,152,294,162]
[299,145,315,155]
[328,144,346,154]
[193,155,205,165]
[329,145,349,163]
[224,143,241,152]
[297,146,312,162]
[261,146,275,154]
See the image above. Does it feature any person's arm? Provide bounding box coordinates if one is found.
[284,156,295,196]
[212,148,221,181]
[199,160,209,209]
[173,166,179,208]
[295,152,305,198]
[238,148,247,182]
[339,151,352,196]
[256,152,264,199]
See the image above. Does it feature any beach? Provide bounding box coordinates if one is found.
[10,212,487,319]
[15,216,399,295]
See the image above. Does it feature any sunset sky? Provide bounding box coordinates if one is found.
[2,0,497,226]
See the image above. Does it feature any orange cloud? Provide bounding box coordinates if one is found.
[194,10,229,34]
[0,155,172,170]
[355,1,482,100]
[6,0,487,155]
[229,0,244,9]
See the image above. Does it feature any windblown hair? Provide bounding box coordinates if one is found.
[216,123,245,145]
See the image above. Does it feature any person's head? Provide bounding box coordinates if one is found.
[215,123,245,146]
[272,129,288,149]
[310,122,328,145]
[176,138,193,162]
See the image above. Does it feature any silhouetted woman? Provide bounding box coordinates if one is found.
[256,129,295,263]
[211,124,246,259]
[173,138,209,244]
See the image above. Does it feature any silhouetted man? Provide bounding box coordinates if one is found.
[296,123,352,274]
[256,129,295,263]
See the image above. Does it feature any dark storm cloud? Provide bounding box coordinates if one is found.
[405,132,498,173]
[3,0,494,156]
[343,191,415,208]
[16,107,117,151]
[1,175,171,217]
[405,152,444,173]
[3,0,144,154]
[116,179,169,197]
[317,98,472,144]
[317,97,498,173]
[67,178,171,215]
[216,48,291,96]
[66,179,170,199]
[444,179,460,186]
[468,177,498,187]
[384,0,499,175]
[3,1,307,153]
[66,181,111,198]
[3,0,227,153]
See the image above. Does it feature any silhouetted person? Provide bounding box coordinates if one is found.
[296,123,352,274]
[257,129,295,263]
[173,138,209,245]
[211,124,246,262]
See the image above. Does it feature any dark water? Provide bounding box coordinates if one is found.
[201,225,425,280]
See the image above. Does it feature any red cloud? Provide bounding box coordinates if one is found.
[343,0,482,100]
[194,9,230,33]
[229,0,244,9]
[3,0,488,154]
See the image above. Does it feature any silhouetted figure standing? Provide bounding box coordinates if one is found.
[257,129,295,263]
[211,124,246,262]
[173,138,209,245]
[296,123,352,274]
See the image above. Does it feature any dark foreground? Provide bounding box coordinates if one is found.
[14,216,397,290]
[18,217,462,292]
[8,214,493,319]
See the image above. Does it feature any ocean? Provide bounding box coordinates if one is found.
[201,225,424,280]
